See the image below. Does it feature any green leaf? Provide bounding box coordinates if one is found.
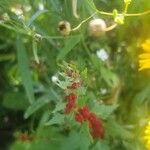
[92,104,118,119]
[106,119,133,139]
[38,110,50,127]
[24,95,51,119]
[16,36,35,104]
[79,123,92,150]
[3,92,29,110]
[27,10,48,27]
[52,101,66,114]
[45,113,65,125]
[133,85,150,104]
[77,87,87,96]
[34,126,63,150]
[91,141,110,150]
[61,125,91,150]
[61,131,81,150]
[100,67,119,87]
[78,96,88,107]
[57,35,81,60]
[10,141,31,150]
[81,68,88,80]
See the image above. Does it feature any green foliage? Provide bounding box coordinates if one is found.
[92,104,118,120]
[3,92,28,110]
[24,94,52,119]
[16,36,35,104]
[0,0,150,150]
[45,113,65,126]
[57,35,81,61]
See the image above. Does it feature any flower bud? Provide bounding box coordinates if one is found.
[89,18,106,37]
[58,21,71,36]
[33,33,42,42]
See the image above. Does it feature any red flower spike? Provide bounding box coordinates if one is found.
[78,106,90,121]
[67,82,80,89]
[88,113,97,123]
[64,93,77,114]
[88,113,104,139]
[90,122,105,139]
[74,107,105,139]
[65,93,77,101]
[75,113,84,123]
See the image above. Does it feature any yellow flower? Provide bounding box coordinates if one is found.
[144,121,150,150]
[139,39,150,71]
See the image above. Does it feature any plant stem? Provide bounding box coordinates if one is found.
[32,40,40,64]
[105,23,117,32]
[72,13,96,31]
[125,10,150,16]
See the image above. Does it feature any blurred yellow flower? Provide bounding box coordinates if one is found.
[144,121,150,150]
[139,39,150,71]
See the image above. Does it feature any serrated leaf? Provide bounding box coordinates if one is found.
[52,102,66,114]
[16,36,35,104]
[24,95,51,119]
[81,68,88,79]
[77,87,87,96]
[78,96,88,107]
[92,104,118,119]
[27,10,48,27]
[57,35,81,60]
[45,113,65,125]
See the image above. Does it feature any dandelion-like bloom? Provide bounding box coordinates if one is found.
[144,121,150,150]
[139,39,150,71]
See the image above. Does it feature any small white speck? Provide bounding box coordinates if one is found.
[38,3,44,10]
[51,75,58,83]
[96,48,109,61]
[100,88,107,94]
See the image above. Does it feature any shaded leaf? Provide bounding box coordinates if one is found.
[57,35,81,60]
[27,10,48,27]
[16,36,35,104]
[3,92,29,110]
[24,95,51,119]
[106,119,133,139]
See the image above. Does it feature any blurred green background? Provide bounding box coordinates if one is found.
[0,0,150,150]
